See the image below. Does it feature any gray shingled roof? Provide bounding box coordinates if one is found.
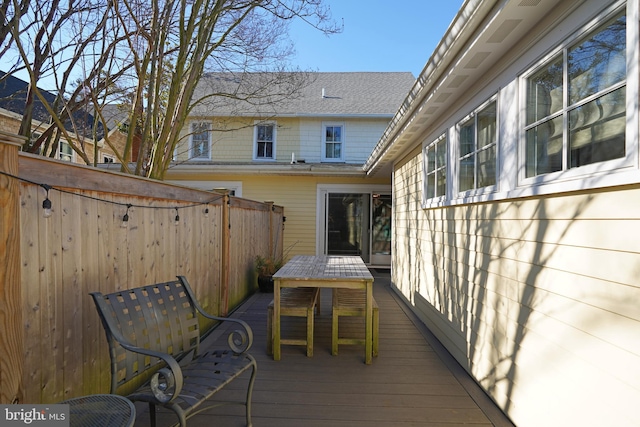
[190,72,415,118]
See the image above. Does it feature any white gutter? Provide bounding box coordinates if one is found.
[364,0,498,175]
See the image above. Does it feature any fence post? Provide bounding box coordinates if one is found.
[265,202,275,258]
[220,192,230,316]
[0,132,25,404]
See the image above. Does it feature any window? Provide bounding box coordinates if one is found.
[459,100,497,192]
[424,134,447,200]
[59,141,73,162]
[322,123,344,161]
[190,122,210,160]
[254,123,275,160]
[525,12,626,178]
[103,155,115,163]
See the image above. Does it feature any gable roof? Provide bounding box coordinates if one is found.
[0,71,56,123]
[0,70,107,140]
[190,72,415,118]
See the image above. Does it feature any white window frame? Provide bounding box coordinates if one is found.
[518,2,637,189]
[59,141,74,162]
[190,122,211,161]
[419,1,639,209]
[421,133,448,206]
[456,96,499,197]
[253,121,277,161]
[322,122,345,162]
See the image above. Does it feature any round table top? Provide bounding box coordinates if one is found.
[61,394,135,427]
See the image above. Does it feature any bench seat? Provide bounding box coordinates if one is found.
[332,288,379,357]
[267,287,320,357]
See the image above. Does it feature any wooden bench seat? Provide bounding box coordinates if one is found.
[332,288,379,357]
[90,276,257,427]
[267,287,320,357]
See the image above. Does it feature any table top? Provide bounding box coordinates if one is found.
[273,255,373,281]
[61,394,135,427]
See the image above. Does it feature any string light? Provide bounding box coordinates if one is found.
[41,184,52,218]
[121,204,132,228]
[0,170,225,224]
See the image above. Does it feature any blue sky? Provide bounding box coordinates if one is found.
[288,1,465,77]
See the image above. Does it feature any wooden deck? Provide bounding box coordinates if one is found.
[133,270,514,427]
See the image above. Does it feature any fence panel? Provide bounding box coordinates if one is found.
[0,145,281,403]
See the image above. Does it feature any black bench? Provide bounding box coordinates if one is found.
[90,275,257,427]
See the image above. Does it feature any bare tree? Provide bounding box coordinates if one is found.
[112,0,339,179]
[1,0,338,179]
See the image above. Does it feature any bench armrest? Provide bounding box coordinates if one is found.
[177,276,254,354]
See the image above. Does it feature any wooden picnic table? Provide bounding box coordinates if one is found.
[272,255,375,364]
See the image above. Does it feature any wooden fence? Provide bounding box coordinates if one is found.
[0,133,283,404]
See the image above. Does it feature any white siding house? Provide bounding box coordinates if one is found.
[365,0,640,425]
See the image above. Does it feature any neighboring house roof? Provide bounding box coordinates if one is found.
[0,70,107,140]
[0,70,55,123]
[190,72,415,118]
[364,0,574,177]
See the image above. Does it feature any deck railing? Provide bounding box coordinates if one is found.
[0,133,283,404]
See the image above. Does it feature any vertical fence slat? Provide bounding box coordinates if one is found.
[20,184,41,403]
[0,137,23,404]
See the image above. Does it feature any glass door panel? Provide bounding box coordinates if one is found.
[326,193,370,262]
[370,194,391,265]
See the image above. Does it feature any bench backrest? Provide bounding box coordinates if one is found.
[91,278,201,393]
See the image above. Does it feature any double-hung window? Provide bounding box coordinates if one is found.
[190,122,211,160]
[423,134,448,201]
[322,123,344,162]
[254,122,276,160]
[459,99,497,192]
[524,12,626,178]
[59,141,73,162]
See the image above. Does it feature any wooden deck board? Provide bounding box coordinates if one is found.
[133,271,514,427]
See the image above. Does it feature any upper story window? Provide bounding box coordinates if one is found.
[459,99,497,192]
[254,122,276,160]
[524,12,626,178]
[423,133,447,201]
[322,123,344,162]
[190,122,211,160]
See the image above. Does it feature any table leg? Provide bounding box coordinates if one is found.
[273,279,281,361]
[365,280,373,364]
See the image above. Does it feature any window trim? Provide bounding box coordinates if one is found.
[321,122,345,162]
[58,140,74,162]
[253,121,277,161]
[455,96,499,197]
[518,3,637,188]
[422,132,448,206]
[420,1,639,209]
[189,121,211,161]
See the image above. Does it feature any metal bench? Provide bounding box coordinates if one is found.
[267,287,320,357]
[90,275,257,427]
[332,288,379,357]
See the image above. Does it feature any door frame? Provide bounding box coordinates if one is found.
[315,184,392,266]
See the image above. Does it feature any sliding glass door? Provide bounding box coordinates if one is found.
[318,186,392,266]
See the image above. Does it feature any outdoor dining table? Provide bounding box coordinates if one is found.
[272,255,375,364]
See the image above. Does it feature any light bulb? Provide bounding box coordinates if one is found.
[42,197,52,218]
[121,212,129,228]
